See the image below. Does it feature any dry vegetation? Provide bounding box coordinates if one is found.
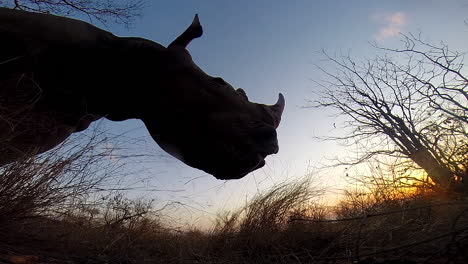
[0,143,467,264]
[0,108,466,264]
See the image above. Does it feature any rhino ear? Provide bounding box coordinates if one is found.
[168,14,203,48]
[236,88,248,100]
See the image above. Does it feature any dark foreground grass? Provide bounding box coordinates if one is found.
[1,177,468,264]
[0,133,467,263]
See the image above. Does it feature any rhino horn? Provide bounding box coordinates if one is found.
[168,14,203,48]
[269,93,285,128]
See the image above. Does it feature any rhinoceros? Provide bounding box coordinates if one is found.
[0,8,284,180]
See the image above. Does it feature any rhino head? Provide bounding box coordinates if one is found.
[140,15,285,180]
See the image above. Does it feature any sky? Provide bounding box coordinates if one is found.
[78,0,468,227]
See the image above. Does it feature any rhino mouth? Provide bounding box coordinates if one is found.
[213,153,269,180]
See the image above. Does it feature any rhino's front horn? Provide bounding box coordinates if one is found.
[168,14,203,48]
[270,93,285,128]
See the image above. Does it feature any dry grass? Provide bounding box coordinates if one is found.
[1,174,468,264]
[0,140,467,263]
[0,131,117,230]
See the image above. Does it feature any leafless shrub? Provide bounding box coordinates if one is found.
[0,129,119,231]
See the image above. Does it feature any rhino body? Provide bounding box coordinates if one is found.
[0,8,284,180]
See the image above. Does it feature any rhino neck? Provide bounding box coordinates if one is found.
[74,37,168,121]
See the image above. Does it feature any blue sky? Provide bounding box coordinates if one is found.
[85,0,468,227]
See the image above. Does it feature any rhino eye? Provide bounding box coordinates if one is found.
[213,77,227,85]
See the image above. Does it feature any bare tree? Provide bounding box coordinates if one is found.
[313,34,467,191]
[0,0,144,26]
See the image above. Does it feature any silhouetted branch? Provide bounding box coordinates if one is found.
[312,33,468,190]
[3,0,144,26]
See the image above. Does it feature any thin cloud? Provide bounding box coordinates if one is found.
[372,12,408,42]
